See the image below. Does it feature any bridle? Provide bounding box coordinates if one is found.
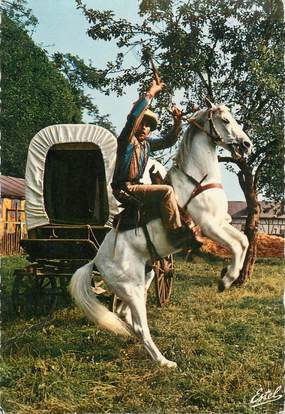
[187,108,223,145]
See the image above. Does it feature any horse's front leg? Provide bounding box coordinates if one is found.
[201,219,248,290]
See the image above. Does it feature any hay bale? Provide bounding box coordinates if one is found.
[200,233,284,258]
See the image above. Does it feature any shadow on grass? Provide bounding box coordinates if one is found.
[180,274,217,288]
[255,257,285,265]
[224,295,283,311]
[176,250,225,264]
[2,288,75,323]
[2,307,129,361]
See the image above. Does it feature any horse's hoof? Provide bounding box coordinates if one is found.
[218,279,226,292]
[160,359,177,369]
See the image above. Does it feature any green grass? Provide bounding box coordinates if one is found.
[1,255,284,413]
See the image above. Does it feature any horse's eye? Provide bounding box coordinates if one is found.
[222,118,230,124]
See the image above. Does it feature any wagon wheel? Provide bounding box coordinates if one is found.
[154,255,174,307]
[12,269,57,317]
[58,275,73,307]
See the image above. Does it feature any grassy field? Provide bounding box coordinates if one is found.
[1,254,284,414]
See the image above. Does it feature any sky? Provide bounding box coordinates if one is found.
[26,0,245,201]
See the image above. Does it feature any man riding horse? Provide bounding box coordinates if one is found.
[111,77,202,247]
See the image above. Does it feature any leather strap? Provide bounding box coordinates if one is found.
[184,182,223,209]
[188,110,222,144]
[142,224,160,261]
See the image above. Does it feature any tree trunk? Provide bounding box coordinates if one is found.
[236,164,261,284]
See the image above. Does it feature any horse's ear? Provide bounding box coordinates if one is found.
[205,96,216,109]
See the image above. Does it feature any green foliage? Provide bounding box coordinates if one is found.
[1,13,82,177]
[1,255,284,413]
[1,0,38,28]
[52,52,116,134]
[76,0,284,201]
[1,0,116,177]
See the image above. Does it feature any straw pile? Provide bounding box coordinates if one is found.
[201,233,284,258]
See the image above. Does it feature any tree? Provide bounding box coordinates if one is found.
[1,12,82,177]
[1,0,38,28]
[75,0,283,281]
[52,52,116,134]
[1,0,115,177]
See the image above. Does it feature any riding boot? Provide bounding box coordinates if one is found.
[167,226,203,250]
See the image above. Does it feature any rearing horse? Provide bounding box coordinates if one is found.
[70,102,253,368]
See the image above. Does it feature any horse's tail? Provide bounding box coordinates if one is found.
[69,259,131,337]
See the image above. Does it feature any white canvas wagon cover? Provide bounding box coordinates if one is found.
[25,124,119,230]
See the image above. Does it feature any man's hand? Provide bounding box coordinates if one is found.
[171,106,183,127]
[148,79,164,97]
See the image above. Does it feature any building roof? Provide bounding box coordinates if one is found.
[0,176,25,199]
[228,201,247,217]
[228,201,285,219]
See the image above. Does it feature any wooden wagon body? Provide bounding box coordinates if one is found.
[12,124,173,316]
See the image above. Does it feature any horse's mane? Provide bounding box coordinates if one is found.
[174,109,206,168]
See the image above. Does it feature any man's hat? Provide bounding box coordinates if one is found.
[143,109,158,131]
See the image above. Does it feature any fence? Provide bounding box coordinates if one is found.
[0,224,27,256]
[0,206,27,256]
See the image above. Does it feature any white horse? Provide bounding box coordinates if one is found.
[70,101,252,368]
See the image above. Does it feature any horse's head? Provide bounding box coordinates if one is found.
[203,101,253,159]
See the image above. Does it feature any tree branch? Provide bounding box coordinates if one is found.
[238,170,246,193]
[197,71,211,96]
[218,155,242,168]
[253,151,275,190]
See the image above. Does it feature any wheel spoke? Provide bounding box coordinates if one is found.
[12,271,57,316]
[154,255,174,307]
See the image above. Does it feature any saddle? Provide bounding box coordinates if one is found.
[112,167,195,234]
[112,172,203,259]
[112,190,160,232]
